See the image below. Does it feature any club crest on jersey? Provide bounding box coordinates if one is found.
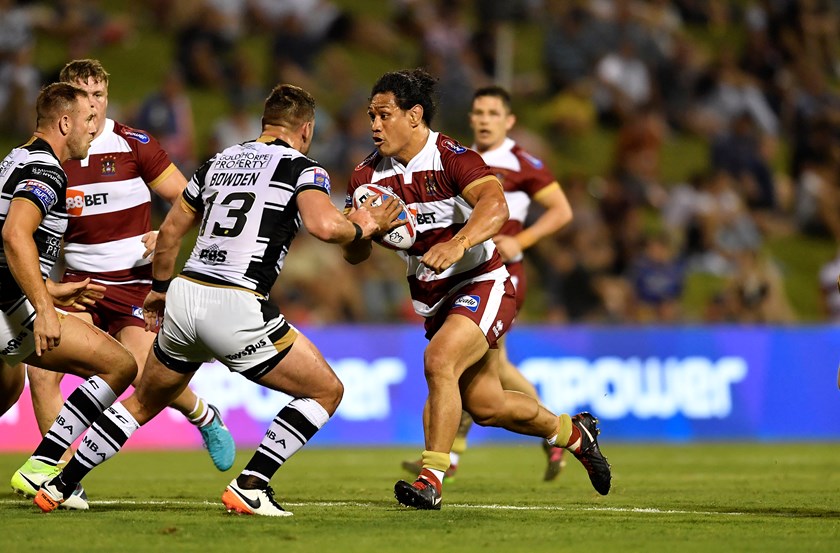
[21,180,57,209]
[122,129,150,144]
[101,155,116,176]
[453,295,480,312]
[442,139,467,154]
[424,171,438,196]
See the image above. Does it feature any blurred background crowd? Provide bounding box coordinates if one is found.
[2,0,840,325]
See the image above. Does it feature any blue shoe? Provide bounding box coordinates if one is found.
[199,405,235,471]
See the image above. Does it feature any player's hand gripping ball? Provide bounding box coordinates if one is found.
[352,183,417,250]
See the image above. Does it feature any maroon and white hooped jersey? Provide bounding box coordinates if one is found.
[347,131,507,317]
[62,119,175,284]
[476,138,558,263]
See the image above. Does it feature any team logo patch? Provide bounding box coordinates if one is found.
[442,139,467,154]
[520,151,544,169]
[453,295,480,312]
[131,305,144,320]
[313,167,331,193]
[101,155,116,176]
[122,129,150,144]
[21,180,58,209]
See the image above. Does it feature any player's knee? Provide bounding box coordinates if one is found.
[26,365,62,390]
[106,347,138,388]
[321,373,344,415]
[423,348,455,380]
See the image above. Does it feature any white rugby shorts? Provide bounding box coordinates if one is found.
[0,296,69,364]
[154,277,298,380]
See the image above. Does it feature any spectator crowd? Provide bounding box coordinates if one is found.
[3,0,840,324]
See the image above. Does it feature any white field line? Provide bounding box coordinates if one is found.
[0,498,745,516]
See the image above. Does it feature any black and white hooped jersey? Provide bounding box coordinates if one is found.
[180,137,331,297]
[0,137,68,305]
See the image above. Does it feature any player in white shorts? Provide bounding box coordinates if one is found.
[154,278,298,379]
[26,59,234,475]
[2,83,137,511]
[33,83,404,517]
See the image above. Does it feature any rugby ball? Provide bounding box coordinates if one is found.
[351,183,417,250]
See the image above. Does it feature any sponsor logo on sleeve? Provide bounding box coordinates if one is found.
[21,180,58,209]
[29,167,63,185]
[442,139,467,154]
[520,151,544,169]
[355,150,378,171]
[453,295,480,312]
[313,167,331,193]
[122,129,150,144]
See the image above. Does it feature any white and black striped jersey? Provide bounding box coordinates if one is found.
[0,138,68,305]
[180,137,331,297]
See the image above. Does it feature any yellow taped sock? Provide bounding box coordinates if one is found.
[548,413,573,447]
[422,450,451,472]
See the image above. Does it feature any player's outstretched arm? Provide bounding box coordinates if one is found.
[297,189,402,245]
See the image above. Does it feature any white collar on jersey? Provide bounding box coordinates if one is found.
[394,130,438,177]
[471,136,515,156]
[79,118,116,167]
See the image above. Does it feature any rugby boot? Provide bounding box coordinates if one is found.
[33,477,86,513]
[222,479,292,517]
[569,412,611,495]
[11,458,59,497]
[394,472,442,510]
[199,405,236,471]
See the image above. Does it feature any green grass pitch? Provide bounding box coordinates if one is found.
[2,443,839,552]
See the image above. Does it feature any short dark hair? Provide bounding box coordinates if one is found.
[371,68,437,125]
[36,82,88,129]
[59,59,110,86]
[262,84,316,130]
[472,85,512,113]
